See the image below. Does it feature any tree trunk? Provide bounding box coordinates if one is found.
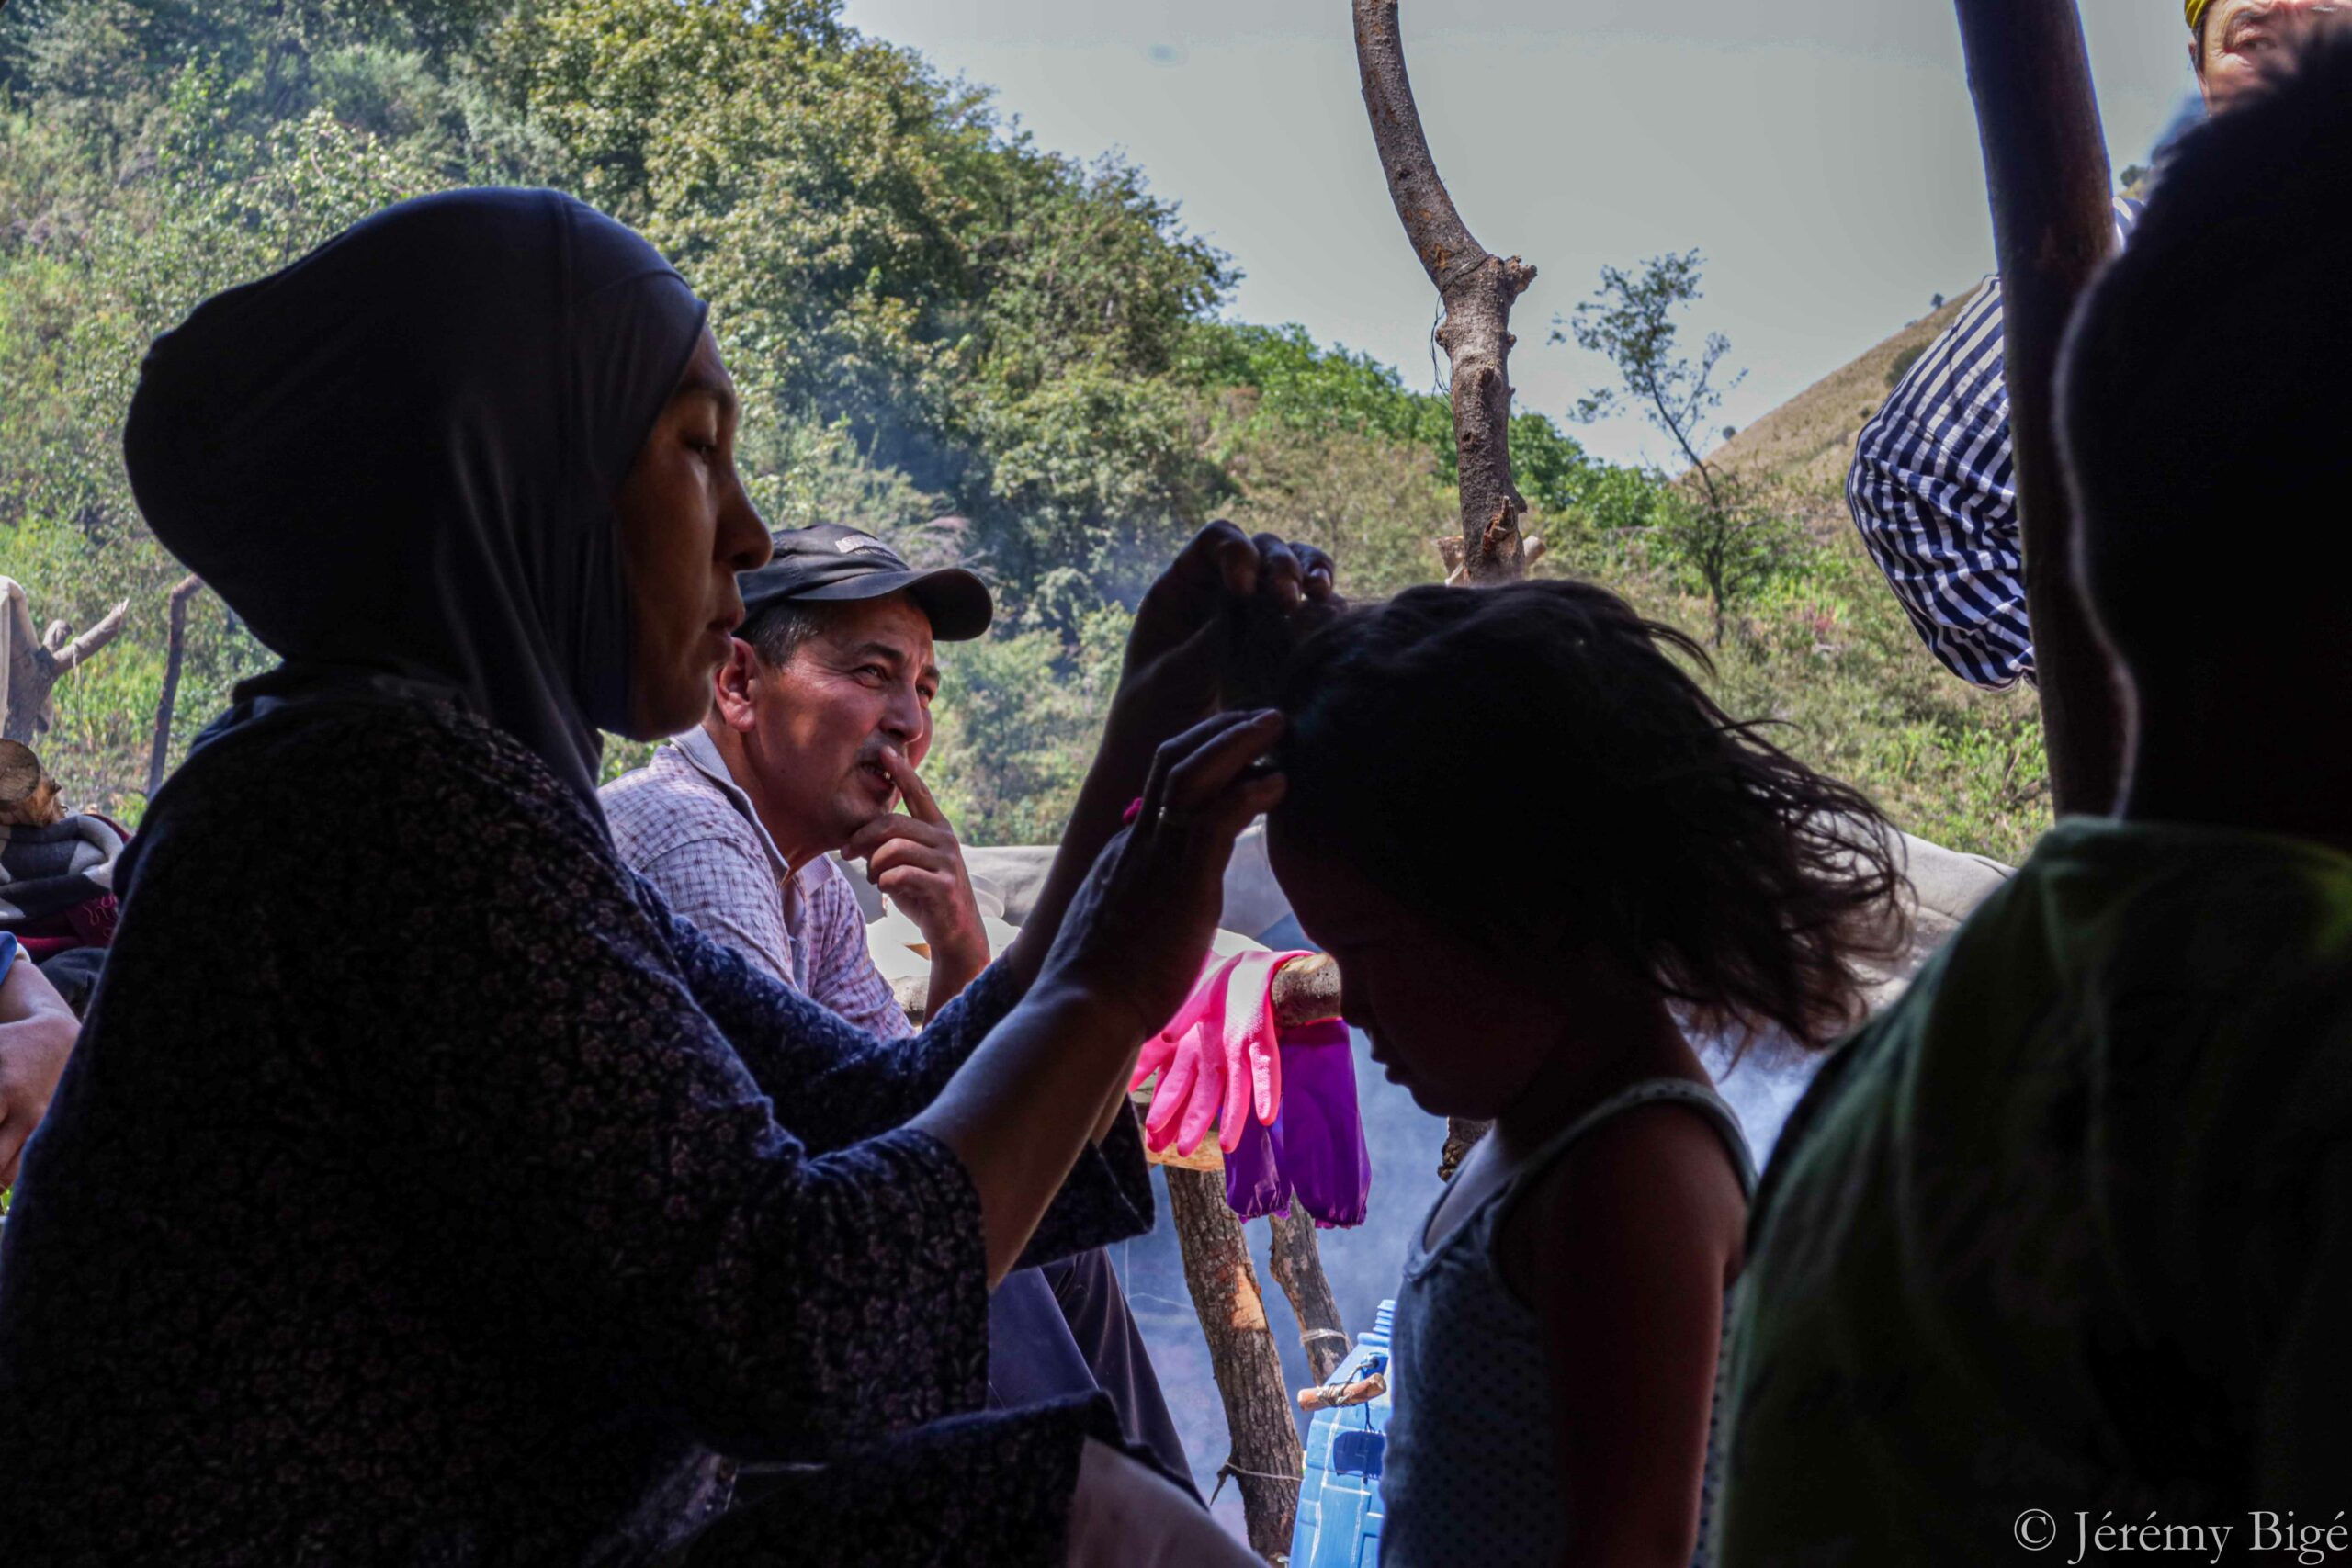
[1952,0,2123,818]
[145,575,204,798]
[1353,0,1535,584]
[3,578,130,744]
[1266,1210,1350,1384]
[1166,1167,1302,1562]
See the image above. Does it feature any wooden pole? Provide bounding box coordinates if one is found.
[1267,1210,1350,1383]
[1166,1166,1304,1562]
[145,574,204,798]
[1952,0,2124,817]
[1353,1,1519,1182]
[1352,0,1536,584]
[1151,951,1351,1551]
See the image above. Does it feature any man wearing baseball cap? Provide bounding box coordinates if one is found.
[1848,0,2345,693]
[606,522,998,1027]
[601,524,1192,1491]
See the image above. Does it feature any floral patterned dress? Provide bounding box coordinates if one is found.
[0,694,1150,1566]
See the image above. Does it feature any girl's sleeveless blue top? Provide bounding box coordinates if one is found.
[1379,1078,1758,1567]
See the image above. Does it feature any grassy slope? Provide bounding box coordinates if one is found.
[1580,281,2054,867]
[1711,289,1977,520]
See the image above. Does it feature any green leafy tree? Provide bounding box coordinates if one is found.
[924,604,1128,844]
[1561,250,1802,643]
[1217,412,1452,599]
[2,30,463,814]
[0,0,1705,847]
[1192,322,1659,587]
[490,0,1234,613]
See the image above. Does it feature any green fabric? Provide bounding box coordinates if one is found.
[1715,820,2352,1566]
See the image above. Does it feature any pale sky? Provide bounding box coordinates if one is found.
[837,0,2200,468]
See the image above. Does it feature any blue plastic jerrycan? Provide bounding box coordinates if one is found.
[1290,1300,1396,1568]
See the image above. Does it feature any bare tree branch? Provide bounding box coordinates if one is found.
[1353,0,1536,584]
[51,598,131,675]
[1954,0,2124,816]
[2,579,38,657]
[4,580,133,742]
[0,579,34,739]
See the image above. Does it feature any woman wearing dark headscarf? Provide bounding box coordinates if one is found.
[0,189,1329,1566]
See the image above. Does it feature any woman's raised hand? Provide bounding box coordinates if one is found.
[1036,709,1290,1044]
[1003,525,1335,994]
[921,707,1287,1282]
[1107,522,1338,756]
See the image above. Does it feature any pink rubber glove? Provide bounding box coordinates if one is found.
[1212,950,1292,1151]
[1131,953,1245,1155]
[1128,948,1310,1156]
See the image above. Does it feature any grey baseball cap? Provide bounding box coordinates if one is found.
[739,523,992,641]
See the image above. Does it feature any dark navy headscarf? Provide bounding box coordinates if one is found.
[124,187,709,810]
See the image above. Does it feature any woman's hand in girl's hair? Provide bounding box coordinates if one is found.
[917,709,1284,1283]
[1105,522,1337,766]
[1037,709,1290,1047]
[1001,525,1329,996]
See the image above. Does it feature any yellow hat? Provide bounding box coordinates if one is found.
[2187,0,2214,28]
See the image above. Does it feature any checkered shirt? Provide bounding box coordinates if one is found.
[600,729,913,1040]
[1847,196,2142,690]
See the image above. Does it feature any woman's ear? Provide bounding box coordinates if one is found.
[710,637,764,733]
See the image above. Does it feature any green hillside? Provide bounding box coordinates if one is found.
[1712,291,1977,514]
[0,0,2055,863]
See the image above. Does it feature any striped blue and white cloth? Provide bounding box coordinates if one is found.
[1846,197,2143,690]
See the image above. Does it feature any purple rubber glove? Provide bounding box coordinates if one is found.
[1268,1020,1370,1227]
[1222,1105,1289,1221]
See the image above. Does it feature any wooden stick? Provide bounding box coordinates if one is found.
[1297,1371,1387,1412]
[1268,1208,1351,1383]
[1952,0,2124,817]
[1166,1167,1303,1561]
[48,598,131,676]
[1353,0,1536,585]
[145,575,204,798]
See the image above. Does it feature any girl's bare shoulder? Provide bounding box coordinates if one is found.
[1496,1101,1750,1303]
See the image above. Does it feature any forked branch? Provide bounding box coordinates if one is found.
[1353,0,1536,584]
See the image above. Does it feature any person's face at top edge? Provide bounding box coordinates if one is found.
[616,329,773,738]
[2197,0,2352,109]
[737,592,941,854]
